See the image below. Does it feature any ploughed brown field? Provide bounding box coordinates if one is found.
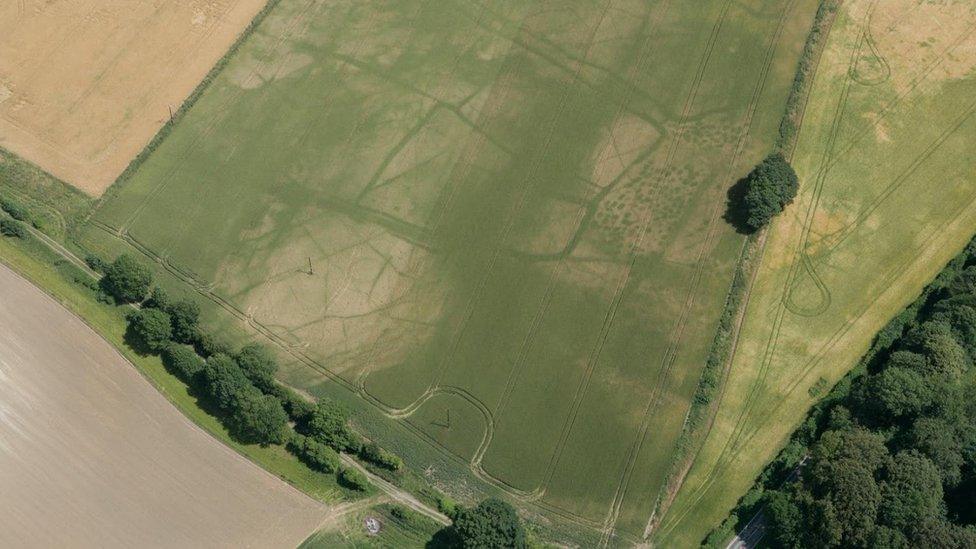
[0,264,326,547]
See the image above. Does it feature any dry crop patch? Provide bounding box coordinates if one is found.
[657,0,976,545]
[78,0,819,542]
[0,0,266,195]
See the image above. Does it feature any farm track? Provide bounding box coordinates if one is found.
[657,4,976,539]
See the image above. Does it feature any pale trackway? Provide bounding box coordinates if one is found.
[0,264,327,547]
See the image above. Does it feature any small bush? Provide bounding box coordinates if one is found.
[338,466,370,491]
[84,254,109,274]
[360,441,403,471]
[0,197,28,221]
[287,434,340,473]
[162,343,206,384]
[437,495,459,521]
[0,218,28,239]
[126,308,172,353]
[194,331,234,358]
[103,254,153,303]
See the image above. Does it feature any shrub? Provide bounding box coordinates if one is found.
[232,389,288,445]
[166,299,200,344]
[103,254,153,303]
[338,466,370,491]
[437,494,459,521]
[201,354,252,411]
[742,153,799,231]
[360,441,403,471]
[0,197,28,221]
[0,218,28,239]
[126,308,172,353]
[287,434,340,473]
[235,343,277,391]
[84,254,109,274]
[162,343,205,384]
[194,331,234,358]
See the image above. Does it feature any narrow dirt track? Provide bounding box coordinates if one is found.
[0,263,328,547]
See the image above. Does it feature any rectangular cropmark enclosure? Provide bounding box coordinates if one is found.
[80,0,819,542]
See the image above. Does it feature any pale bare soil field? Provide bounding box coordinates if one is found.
[0,264,326,547]
[0,0,266,195]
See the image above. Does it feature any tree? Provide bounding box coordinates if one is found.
[201,354,252,411]
[194,331,234,358]
[764,490,803,548]
[879,451,944,533]
[269,384,316,423]
[166,299,200,344]
[306,398,359,452]
[338,466,370,491]
[741,153,799,231]
[143,286,170,311]
[162,343,205,383]
[103,254,153,303]
[126,308,172,353]
[287,434,340,473]
[867,367,935,419]
[907,417,964,487]
[232,389,288,445]
[902,321,969,377]
[453,498,527,549]
[235,343,277,391]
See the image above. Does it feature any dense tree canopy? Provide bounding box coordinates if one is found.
[761,243,976,548]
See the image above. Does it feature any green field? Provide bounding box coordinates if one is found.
[657,0,976,545]
[77,0,819,542]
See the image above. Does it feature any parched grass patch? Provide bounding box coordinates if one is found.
[77,0,821,542]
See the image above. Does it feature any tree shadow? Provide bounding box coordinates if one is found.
[723,176,757,235]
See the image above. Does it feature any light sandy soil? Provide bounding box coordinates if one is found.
[0,0,267,195]
[0,263,327,548]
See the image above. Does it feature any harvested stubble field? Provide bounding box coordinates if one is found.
[79,0,820,542]
[0,0,266,195]
[0,263,326,547]
[657,0,976,545]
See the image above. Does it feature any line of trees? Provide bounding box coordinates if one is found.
[759,241,976,548]
[95,253,413,492]
[95,253,534,546]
